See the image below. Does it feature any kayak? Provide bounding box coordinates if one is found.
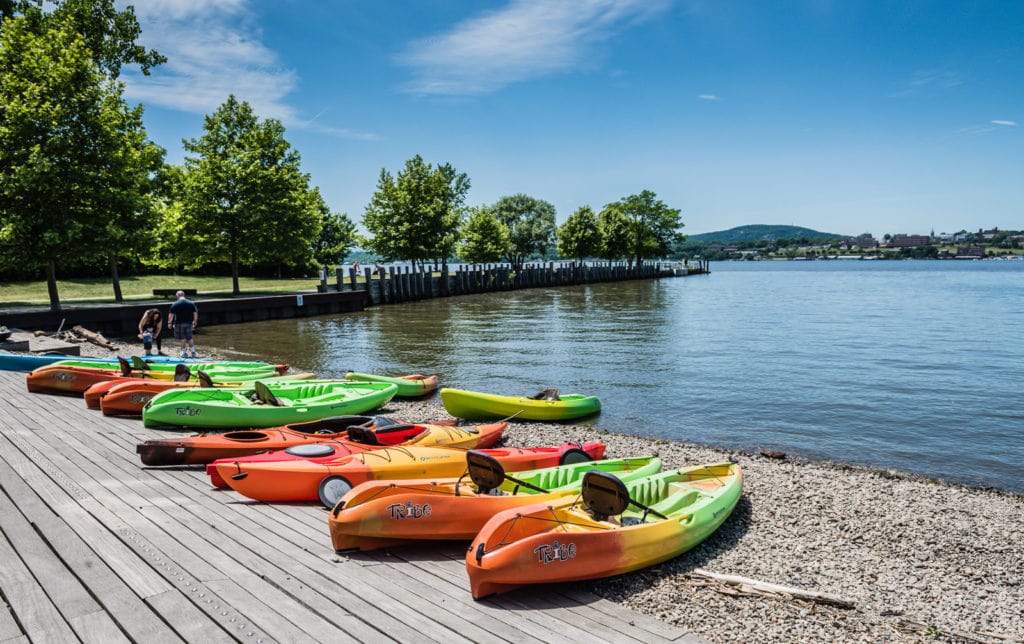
[328,455,662,552]
[91,373,315,414]
[439,387,601,421]
[215,441,606,506]
[345,372,439,398]
[465,461,743,599]
[141,380,398,429]
[0,352,215,372]
[204,420,507,488]
[28,360,283,395]
[36,357,284,374]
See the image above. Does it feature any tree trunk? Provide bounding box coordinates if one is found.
[108,250,123,302]
[46,259,62,315]
[231,248,240,295]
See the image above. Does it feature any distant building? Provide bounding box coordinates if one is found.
[978,228,1000,240]
[934,232,954,243]
[954,231,975,242]
[887,234,931,248]
[956,246,986,259]
[845,234,878,249]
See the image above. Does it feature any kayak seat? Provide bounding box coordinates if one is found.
[374,424,418,446]
[346,426,381,446]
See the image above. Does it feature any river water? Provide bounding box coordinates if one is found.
[198,260,1024,492]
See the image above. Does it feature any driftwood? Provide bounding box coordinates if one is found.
[896,618,1021,643]
[690,569,855,609]
[71,325,117,350]
[758,446,787,460]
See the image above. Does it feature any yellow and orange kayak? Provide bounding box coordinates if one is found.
[465,461,742,599]
[216,441,606,506]
[328,455,662,552]
[202,420,507,487]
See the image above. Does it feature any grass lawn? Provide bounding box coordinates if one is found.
[0,275,324,306]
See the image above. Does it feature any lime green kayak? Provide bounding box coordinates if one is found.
[439,387,601,421]
[344,372,439,398]
[142,380,398,429]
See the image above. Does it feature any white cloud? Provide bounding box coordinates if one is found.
[991,120,1018,126]
[123,1,375,140]
[891,68,963,98]
[397,0,672,96]
[698,94,719,101]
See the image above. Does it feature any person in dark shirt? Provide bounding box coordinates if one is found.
[168,291,199,358]
[137,308,164,355]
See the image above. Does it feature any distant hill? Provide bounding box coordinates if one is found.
[686,225,846,244]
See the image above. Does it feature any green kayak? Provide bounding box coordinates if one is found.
[344,371,439,398]
[142,380,398,429]
[439,387,601,421]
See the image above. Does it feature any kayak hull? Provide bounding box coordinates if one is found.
[466,462,743,598]
[217,442,606,504]
[345,372,440,398]
[328,456,662,551]
[204,421,507,487]
[141,381,398,429]
[439,388,601,421]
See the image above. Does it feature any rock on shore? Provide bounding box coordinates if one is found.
[74,338,1024,642]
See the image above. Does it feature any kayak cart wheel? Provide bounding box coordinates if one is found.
[318,475,353,509]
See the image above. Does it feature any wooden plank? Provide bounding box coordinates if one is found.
[0,485,126,643]
[0,597,25,642]
[16,407,418,643]
[0,528,78,642]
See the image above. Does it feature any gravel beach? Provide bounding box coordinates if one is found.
[75,338,1024,643]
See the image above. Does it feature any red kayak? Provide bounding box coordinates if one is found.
[202,419,507,488]
[214,441,606,505]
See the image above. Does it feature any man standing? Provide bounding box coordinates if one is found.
[168,290,199,358]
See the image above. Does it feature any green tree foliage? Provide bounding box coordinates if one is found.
[492,194,556,271]
[0,17,117,312]
[0,0,164,309]
[1,0,164,75]
[362,155,469,268]
[458,206,510,264]
[598,190,683,269]
[557,205,602,261]
[312,208,357,270]
[175,95,324,293]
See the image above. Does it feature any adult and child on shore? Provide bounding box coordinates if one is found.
[138,290,199,357]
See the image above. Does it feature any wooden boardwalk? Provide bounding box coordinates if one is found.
[0,370,702,643]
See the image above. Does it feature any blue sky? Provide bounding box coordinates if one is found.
[122,1,1022,237]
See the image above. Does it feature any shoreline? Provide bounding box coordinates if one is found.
[60,338,1024,641]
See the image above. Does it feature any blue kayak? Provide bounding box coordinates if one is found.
[0,352,219,372]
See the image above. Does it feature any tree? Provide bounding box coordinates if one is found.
[557,205,602,261]
[93,89,165,301]
[492,194,556,271]
[1,0,164,310]
[596,204,632,260]
[457,206,509,264]
[0,16,115,313]
[312,207,357,272]
[599,190,683,269]
[362,155,469,268]
[176,95,324,293]
[2,0,164,74]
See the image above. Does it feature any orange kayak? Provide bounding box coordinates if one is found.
[216,441,606,506]
[328,455,662,552]
[202,420,507,488]
[27,365,159,395]
[465,462,743,598]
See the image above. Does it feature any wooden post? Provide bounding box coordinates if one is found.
[335,267,345,292]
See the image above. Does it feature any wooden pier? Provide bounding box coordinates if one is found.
[0,370,702,643]
[327,260,711,306]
